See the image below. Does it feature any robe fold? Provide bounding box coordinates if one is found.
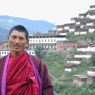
[0,51,54,95]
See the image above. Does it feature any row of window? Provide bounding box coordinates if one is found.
[29,39,56,43]
[30,45,56,49]
[1,51,10,54]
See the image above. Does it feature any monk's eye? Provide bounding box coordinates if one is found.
[11,36,17,39]
[19,37,25,40]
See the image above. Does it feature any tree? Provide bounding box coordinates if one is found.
[35,45,45,58]
[90,53,95,66]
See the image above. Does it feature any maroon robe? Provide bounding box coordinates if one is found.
[6,51,39,95]
[0,51,54,95]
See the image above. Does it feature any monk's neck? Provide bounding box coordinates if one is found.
[10,51,24,57]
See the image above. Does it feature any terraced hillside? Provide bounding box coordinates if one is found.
[43,52,95,95]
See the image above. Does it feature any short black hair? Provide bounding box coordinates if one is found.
[9,25,29,39]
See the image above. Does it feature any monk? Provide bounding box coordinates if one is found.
[0,25,54,95]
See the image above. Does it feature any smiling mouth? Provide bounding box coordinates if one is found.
[14,46,20,49]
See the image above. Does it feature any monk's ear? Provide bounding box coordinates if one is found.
[25,43,29,49]
[27,38,29,43]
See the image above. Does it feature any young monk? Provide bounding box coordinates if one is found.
[0,25,54,95]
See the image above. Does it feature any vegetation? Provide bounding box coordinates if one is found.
[67,32,95,41]
[90,53,95,66]
[34,45,45,58]
[43,52,94,95]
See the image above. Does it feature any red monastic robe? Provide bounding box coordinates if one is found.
[6,51,39,95]
[0,51,54,95]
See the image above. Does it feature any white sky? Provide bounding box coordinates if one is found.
[0,0,95,25]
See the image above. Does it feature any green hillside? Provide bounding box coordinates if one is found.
[67,32,95,41]
[43,52,95,95]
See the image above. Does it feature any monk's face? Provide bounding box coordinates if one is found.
[8,30,29,55]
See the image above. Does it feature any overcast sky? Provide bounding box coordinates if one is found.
[0,0,95,25]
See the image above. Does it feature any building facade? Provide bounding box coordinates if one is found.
[29,33,67,50]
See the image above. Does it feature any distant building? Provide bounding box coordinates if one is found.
[0,42,7,50]
[73,67,95,86]
[87,67,95,76]
[64,63,77,72]
[56,41,77,51]
[29,33,67,50]
[73,75,88,86]
[0,49,35,57]
[67,58,82,64]
[74,52,92,59]
[87,67,95,84]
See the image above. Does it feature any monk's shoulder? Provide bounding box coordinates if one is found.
[0,56,7,79]
[0,56,6,65]
[29,55,46,69]
[30,55,43,65]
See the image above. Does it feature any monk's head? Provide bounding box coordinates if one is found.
[7,25,29,56]
[8,25,29,40]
